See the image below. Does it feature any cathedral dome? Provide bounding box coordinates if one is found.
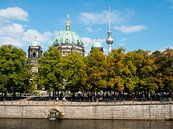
[53,15,85,56]
[91,39,103,52]
[93,40,102,48]
[53,15,84,47]
[54,30,83,46]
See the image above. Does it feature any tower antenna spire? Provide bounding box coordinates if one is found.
[108,6,111,32]
[106,6,114,53]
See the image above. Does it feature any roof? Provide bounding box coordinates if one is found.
[53,16,84,47]
[93,40,102,48]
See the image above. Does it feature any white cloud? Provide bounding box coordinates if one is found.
[0,7,28,21]
[0,7,53,48]
[0,36,23,46]
[86,27,93,32]
[119,38,127,42]
[114,25,146,33]
[117,38,127,47]
[0,25,53,47]
[78,9,133,26]
[22,30,53,43]
[81,37,105,45]
[118,42,126,46]
[0,23,24,36]
[85,26,102,33]
[78,9,147,35]
[81,37,105,55]
[158,45,173,52]
[81,37,95,44]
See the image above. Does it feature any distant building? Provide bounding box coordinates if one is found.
[53,15,85,56]
[28,38,42,73]
[91,39,103,52]
[27,9,114,90]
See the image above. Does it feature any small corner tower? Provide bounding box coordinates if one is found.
[106,7,114,53]
[28,37,42,67]
[91,39,103,52]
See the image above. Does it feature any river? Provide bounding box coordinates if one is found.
[0,119,173,129]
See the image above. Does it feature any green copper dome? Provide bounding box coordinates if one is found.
[93,40,102,48]
[31,38,40,46]
[54,30,83,46]
[53,16,84,47]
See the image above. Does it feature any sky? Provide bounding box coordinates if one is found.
[0,0,173,55]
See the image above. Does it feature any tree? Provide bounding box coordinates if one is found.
[130,50,158,98]
[0,45,30,98]
[61,52,87,96]
[107,48,126,93]
[124,51,139,93]
[152,48,173,92]
[85,48,107,93]
[37,46,62,98]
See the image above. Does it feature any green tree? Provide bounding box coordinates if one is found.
[61,52,87,96]
[37,46,62,98]
[131,50,158,96]
[107,48,126,93]
[85,48,107,93]
[0,45,30,98]
[152,48,173,92]
[124,51,139,93]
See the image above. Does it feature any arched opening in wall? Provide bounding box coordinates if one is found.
[48,108,64,120]
[33,52,36,58]
[65,39,69,43]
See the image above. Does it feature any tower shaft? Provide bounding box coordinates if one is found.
[106,6,114,53]
[108,44,112,53]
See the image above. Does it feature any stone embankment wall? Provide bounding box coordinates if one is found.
[0,102,172,120]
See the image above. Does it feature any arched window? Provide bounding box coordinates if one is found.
[65,39,69,43]
[33,52,36,58]
[77,40,80,45]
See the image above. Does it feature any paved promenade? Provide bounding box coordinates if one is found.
[1,99,173,120]
[0,100,172,106]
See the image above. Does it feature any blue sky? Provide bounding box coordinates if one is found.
[0,0,173,54]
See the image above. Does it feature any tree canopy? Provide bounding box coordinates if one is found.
[0,44,172,99]
[0,45,30,97]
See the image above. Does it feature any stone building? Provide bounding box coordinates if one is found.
[53,15,85,56]
[28,38,42,73]
[91,40,103,52]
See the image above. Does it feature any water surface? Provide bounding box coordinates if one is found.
[0,119,173,129]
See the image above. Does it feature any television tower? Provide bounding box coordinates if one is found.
[106,7,114,53]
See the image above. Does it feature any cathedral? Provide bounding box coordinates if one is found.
[53,15,85,56]
[28,38,42,73]
[27,8,114,90]
[28,8,114,71]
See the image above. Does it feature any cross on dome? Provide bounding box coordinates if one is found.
[66,14,71,30]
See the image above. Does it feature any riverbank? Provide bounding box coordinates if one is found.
[0,101,173,120]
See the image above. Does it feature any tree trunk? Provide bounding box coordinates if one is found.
[49,92,51,100]
[13,91,16,99]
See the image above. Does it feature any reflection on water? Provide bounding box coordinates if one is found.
[0,119,173,129]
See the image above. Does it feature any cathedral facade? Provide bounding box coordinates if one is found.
[28,38,42,73]
[27,8,114,90]
[53,15,85,56]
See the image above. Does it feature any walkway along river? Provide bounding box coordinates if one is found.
[0,101,173,120]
